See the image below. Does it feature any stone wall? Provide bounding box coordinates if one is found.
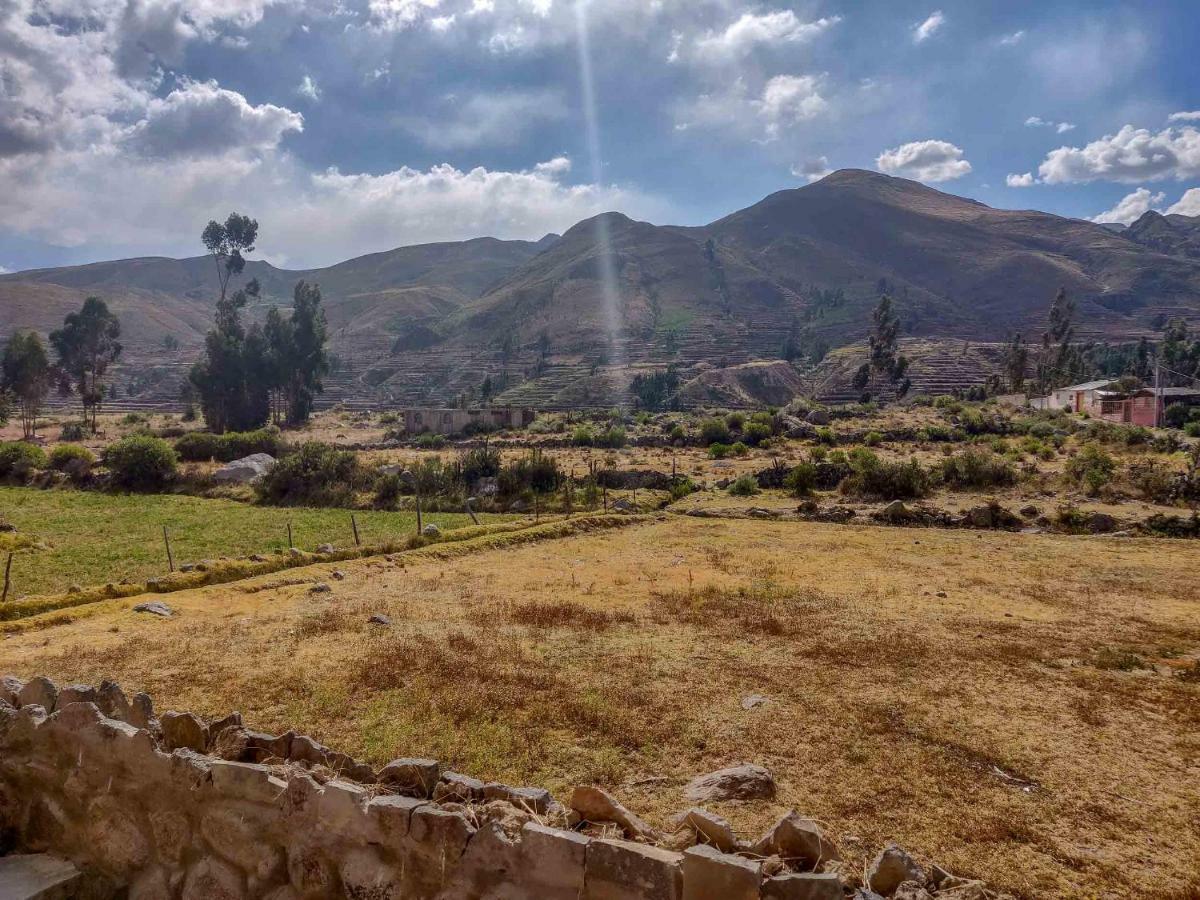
[0,675,998,899]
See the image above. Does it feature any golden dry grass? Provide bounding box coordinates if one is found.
[2,517,1198,898]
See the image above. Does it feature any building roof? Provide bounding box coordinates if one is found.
[1064,379,1117,392]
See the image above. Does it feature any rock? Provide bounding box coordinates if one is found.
[331,570,346,580]
[1087,512,1118,534]
[483,783,554,815]
[893,882,935,900]
[133,601,174,618]
[67,584,82,594]
[878,501,913,524]
[682,844,761,899]
[741,694,770,710]
[752,811,840,868]
[684,764,776,803]
[806,409,830,426]
[212,453,276,484]
[378,758,440,797]
[676,807,738,852]
[762,872,845,900]
[867,844,925,896]
[57,684,98,707]
[611,498,635,512]
[433,771,486,803]
[368,614,392,626]
[160,711,209,753]
[249,553,268,563]
[422,523,442,537]
[0,674,24,706]
[476,477,499,497]
[570,785,657,840]
[289,548,304,558]
[17,676,58,712]
[316,543,336,554]
[1019,505,1039,518]
[309,582,332,595]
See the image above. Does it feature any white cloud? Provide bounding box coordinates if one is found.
[694,11,840,61]
[876,140,971,182]
[1089,188,1166,225]
[1037,124,1200,184]
[1167,188,1200,217]
[912,11,945,44]
[999,30,1025,46]
[791,156,832,182]
[0,265,10,275]
[1006,172,1035,187]
[297,75,322,102]
[126,81,303,159]
[430,14,457,31]
[401,90,567,149]
[1025,116,1075,134]
[755,75,828,137]
[677,74,828,141]
[367,0,443,31]
[1168,111,1200,123]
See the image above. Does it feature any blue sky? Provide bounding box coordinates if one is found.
[1,0,1198,272]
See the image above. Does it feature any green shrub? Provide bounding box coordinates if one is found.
[0,441,47,479]
[725,412,746,431]
[1186,421,1200,438]
[173,431,223,461]
[500,451,561,496]
[255,442,361,505]
[784,462,818,496]
[668,477,697,501]
[699,418,731,445]
[742,421,773,445]
[571,425,597,446]
[596,425,627,448]
[104,435,178,490]
[839,450,931,500]
[708,443,731,459]
[1164,402,1189,429]
[864,431,883,447]
[48,443,95,475]
[1064,443,1117,496]
[668,424,686,444]
[373,472,403,509]
[815,427,836,445]
[59,422,86,441]
[939,448,1018,489]
[414,432,447,449]
[730,441,750,457]
[175,428,283,462]
[727,474,759,496]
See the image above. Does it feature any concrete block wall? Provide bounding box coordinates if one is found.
[0,676,843,900]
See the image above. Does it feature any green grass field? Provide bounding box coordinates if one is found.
[0,487,483,599]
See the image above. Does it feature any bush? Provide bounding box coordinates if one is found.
[0,441,47,479]
[667,424,686,444]
[104,435,178,490]
[499,451,561,496]
[730,441,750,457]
[815,427,836,445]
[864,431,883,447]
[175,427,283,462]
[784,462,818,496]
[59,422,86,441]
[724,412,746,431]
[699,417,731,445]
[414,432,447,449]
[571,425,596,446]
[255,442,361,505]
[840,450,931,500]
[1186,422,1200,438]
[596,425,627,449]
[939,448,1018,489]
[727,474,759,496]
[48,443,95,478]
[1064,443,1117,496]
[173,431,222,461]
[742,421,773,445]
[668,477,697,501]
[1164,402,1189,429]
[708,443,731,459]
[373,472,403,509]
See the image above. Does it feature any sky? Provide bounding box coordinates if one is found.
[1,0,1199,273]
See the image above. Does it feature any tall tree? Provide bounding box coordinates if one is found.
[852,295,910,399]
[1,331,51,439]
[1035,287,1081,394]
[202,213,259,304]
[49,297,122,431]
[281,281,329,426]
[1004,332,1029,393]
[190,278,269,433]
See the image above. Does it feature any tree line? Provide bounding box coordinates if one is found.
[0,211,328,438]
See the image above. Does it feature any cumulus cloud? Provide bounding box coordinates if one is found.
[694,11,841,61]
[1006,172,1035,187]
[1089,188,1166,225]
[125,81,303,159]
[401,90,567,149]
[367,0,444,31]
[876,140,971,182]
[677,74,828,141]
[792,156,832,182]
[1037,124,1200,184]
[1167,188,1200,217]
[755,76,828,137]
[1168,111,1200,122]
[912,11,945,43]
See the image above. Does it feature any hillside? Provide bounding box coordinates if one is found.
[3,170,1200,409]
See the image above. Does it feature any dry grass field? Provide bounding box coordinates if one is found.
[2,515,1197,898]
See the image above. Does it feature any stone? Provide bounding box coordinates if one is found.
[212,453,276,484]
[210,760,287,803]
[584,838,683,900]
[805,409,830,426]
[340,848,402,900]
[17,676,58,712]
[676,808,738,852]
[378,757,440,797]
[741,694,770,709]
[0,854,82,898]
[519,823,589,898]
[878,501,913,524]
[182,857,246,900]
[682,844,760,900]
[309,582,332,595]
[1019,505,1039,518]
[367,794,424,839]
[762,873,845,900]
[87,794,152,874]
[129,691,155,728]
[96,680,133,721]
[201,802,284,881]
[751,811,840,868]
[148,809,191,864]
[422,523,442,536]
[894,882,935,900]
[483,782,554,814]
[128,865,172,900]
[0,674,24,706]
[1087,512,1118,534]
[570,785,657,841]
[434,770,486,802]
[368,613,393,626]
[133,601,174,617]
[867,844,926,896]
[409,805,475,861]
[331,570,346,580]
[316,544,336,554]
[160,711,208,753]
[684,764,775,803]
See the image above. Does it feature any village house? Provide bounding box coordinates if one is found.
[1030,379,1117,412]
[398,406,535,436]
[1087,386,1200,427]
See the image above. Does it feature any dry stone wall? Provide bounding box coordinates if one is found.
[0,675,1000,900]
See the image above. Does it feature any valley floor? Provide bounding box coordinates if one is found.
[1,515,1197,898]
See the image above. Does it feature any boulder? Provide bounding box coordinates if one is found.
[316,544,336,554]
[867,844,925,896]
[378,758,440,797]
[751,812,840,868]
[684,764,776,803]
[0,675,23,706]
[368,614,393,626]
[877,501,913,525]
[894,882,935,900]
[160,711,209,753]
[212,453,276,484]
[17,676,58,713]
[433,771,486,803]
[133,601,174,618]
[1087,512,1118,534]
[422,524,442,537]
[806,409,831,426]
[569,785,657,840]
[676,807,739,852]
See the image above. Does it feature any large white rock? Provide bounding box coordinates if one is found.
[212,453,276,484]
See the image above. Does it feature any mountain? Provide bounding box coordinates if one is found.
[3,170,1200,409]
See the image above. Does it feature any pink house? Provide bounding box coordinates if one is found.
[1088,387,1200,427]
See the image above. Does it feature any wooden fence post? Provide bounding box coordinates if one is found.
[162,526,174,573]
[287,520,293,549]
[351,515,361,547]
[1,553,12,603]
